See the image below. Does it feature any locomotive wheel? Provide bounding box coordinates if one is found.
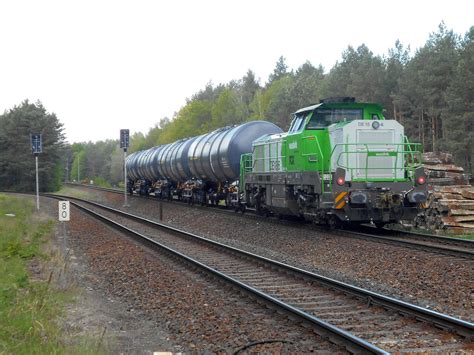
[327,215,340,230]
[374,222,386,229]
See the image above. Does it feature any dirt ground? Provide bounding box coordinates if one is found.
[40,196,181,354]
[36,194,341,354]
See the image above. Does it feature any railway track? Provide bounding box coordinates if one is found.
[46,193,473,354]
[65,183,474,260]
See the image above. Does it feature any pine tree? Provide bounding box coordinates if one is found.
[0,100,65,191]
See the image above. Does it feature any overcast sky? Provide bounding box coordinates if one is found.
[0,0,472,143]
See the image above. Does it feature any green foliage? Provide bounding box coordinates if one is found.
[70,150,85,182]
[210,88,246,128]
[91,176,112,188]
[159,100,213,144]
[258,76,296,129]
[395,23,460,153]
[0,194,107,353]
[69,140,119,184]
[268,56,290,84]
[0,100,66,192]
[128,132,147,153]
[0,195,59,353]
[442,26,474,173]
[322,44,388,106]
[68,23,474,179]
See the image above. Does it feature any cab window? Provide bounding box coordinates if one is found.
[289,112,310,133]
[306,108,363,129]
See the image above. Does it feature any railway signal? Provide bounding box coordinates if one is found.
[120,129,130,207]
[30,134,42,210]
[120,129,130,150]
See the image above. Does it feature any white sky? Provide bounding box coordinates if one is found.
[0,0,472,143]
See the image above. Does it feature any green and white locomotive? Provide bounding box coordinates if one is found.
[239,97,427,227]
[127,97,428,227]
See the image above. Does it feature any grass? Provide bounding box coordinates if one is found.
[445,232,474,240]
[0,194,105,354]
[90,176,112,188]
[54,186,92,199]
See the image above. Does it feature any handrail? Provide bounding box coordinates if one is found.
[330,142,422,182]
[244,137,422,191]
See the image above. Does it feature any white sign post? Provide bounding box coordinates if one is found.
[59,201,70,255]
[59,201,70,221]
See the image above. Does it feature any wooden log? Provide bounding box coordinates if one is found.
[426,170,469,183]
[425,164,464,173]
[432,185,472,194]
[422,152,453,164]
[452,174,470,185]
[440,217,474,228]
[427,177,457,186]
[437,200,474,210]
[457,223,474,229]
[448,215,474,222]
[461,189,474,200]
[449,209,474,216]
[438,193,464,200]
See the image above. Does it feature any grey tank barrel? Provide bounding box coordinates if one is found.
[126,121,282,183]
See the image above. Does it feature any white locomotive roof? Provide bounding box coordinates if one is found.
[294,103,323,114]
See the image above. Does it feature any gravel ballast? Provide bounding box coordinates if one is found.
[40,195,346,353]
[63,185,473,323]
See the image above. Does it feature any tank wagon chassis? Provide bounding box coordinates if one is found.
[126,121,282,207]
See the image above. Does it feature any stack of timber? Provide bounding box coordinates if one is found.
[423,152,470,185]
[420,152,474,233]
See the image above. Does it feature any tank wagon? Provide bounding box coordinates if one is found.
[239,97,428,227]
[126,121,283,204]
[127,97,428,227]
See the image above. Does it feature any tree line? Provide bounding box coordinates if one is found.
[125,23,472,174]
[1,23,472,193]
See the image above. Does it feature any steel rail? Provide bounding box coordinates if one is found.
[338,229,474,259]
[46,193,474,343]
[65,182,474,257]
[47,194,386,354]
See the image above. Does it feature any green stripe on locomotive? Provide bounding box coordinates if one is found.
[250,100,385,175]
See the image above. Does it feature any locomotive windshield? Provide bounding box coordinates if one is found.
[306,108,363,129]
[289,111,311,133]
